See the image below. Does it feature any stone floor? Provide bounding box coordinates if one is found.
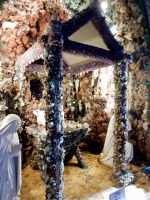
[21,151,150,200]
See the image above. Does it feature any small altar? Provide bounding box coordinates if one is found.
[25,121,89,178]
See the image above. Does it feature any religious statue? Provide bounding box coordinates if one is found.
[0,114,22,200]
[98,114,133,169]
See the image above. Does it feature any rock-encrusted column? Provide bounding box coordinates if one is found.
[111,59,134,186]
[43,15,64,200]
[142,0,150,35]
[146,81,150,164]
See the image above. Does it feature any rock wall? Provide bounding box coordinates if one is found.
[62,0,150,162]
[100,0,150,164]
[0,0,70,167]
[0,0,70,60]
[62,67,115,150]
[0,0,70,115]
[0,0,149,166]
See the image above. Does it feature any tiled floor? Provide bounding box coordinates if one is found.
[21,151,150,200]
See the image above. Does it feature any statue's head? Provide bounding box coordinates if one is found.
[0,114,21,137]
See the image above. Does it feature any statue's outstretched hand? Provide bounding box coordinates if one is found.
[9,144,22,157]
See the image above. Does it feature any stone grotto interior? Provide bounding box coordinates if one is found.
[1,0,150,199]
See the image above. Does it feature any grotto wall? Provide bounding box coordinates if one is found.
[62,68,115,151]
[0,0,94,168]
[0,0,70,117]
[0,0,70,60]
[0,0,150,167]
[62,0,150,165]
[0,0,70,166]
[100,0,150,165]
[60,0,150,165]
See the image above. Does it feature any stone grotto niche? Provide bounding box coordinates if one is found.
[61,0,134,187]
[2,0,145,198]
[0,0,149,198]
[101,0,150,167]
[15,1,134,198]
[30,79,44,100]
[62,67,115,154]
[14,38,90,196]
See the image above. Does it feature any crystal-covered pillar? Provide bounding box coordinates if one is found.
[146,81,150,165]
[110,60,134,186]
[43,15,65,200]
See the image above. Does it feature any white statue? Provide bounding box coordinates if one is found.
[0,114,22,200]
[98,114,133,169]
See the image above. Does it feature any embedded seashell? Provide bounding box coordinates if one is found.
[20,25,30,34]
[70,106,75,112]
[130,62,137,70]
[141,114,147,121]
[69,82,73,87]
[124,33,132,41]
[119,5,127,14]
[10,34,17,39]
[21,35,29,45]
[138,15,142,23]
[13,92,21,100]
[83,77,89,85]
[143,121,148,131]
[0,105,8,111]
[48,122,54,128]
[16,44,25,55]
[9,51,16,59]
[143,109,147,115]
[137,120,143,129]
[0,74,3,81]
[19,98,25,107]
[133,119,138,126]
[29,27,37,38]
[8,40,17,49]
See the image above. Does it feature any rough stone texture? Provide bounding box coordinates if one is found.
[0,0,149,168]
[21,151,150,200]
[102,0,150,162]
[0,0,70,61]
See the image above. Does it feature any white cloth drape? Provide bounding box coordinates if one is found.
[98,115,133,167]
[0,114,22,200]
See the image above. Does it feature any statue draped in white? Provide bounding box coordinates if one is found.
[98,115,133,168]
[0,114,22,200]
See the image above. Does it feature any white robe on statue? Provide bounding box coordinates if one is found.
[98,115,133,167]
[0,114,22,200]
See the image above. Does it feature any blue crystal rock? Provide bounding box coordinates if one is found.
[141,166,150,174]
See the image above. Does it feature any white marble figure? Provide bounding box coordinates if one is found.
[0,114,22,200]
[98,115,133,169]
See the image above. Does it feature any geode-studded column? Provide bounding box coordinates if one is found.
[142,0,150,36]
[146,81,150,165]
[110,60,134,186]
[43,16,64,199]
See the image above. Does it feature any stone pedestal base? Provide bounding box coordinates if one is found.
[110,170,135,186]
